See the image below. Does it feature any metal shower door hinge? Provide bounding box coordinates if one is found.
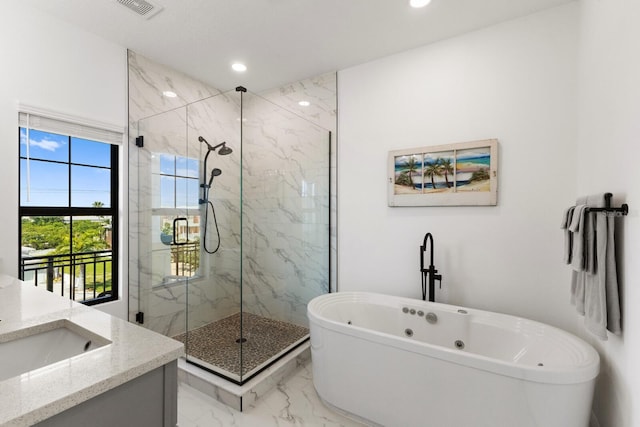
[135,136,144,147]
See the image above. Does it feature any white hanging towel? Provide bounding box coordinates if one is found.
[561,206,575,264]
[569,204,587,271]
[570,193,621,340]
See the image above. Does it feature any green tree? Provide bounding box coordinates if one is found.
[403,156,419,188]
[21,218,110,256]
[21,217,68,250]
[439,158,454,188]
[69,220,110,253]
[424,161,442,190]
[395,171,413,186]
[32,216,65,225]
[470,168,490,182]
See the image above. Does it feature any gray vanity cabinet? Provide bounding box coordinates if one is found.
[35,361,178,427]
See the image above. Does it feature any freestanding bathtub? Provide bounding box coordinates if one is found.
[308,292,599,427]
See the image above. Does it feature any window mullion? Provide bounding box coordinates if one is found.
[174,157,178,209]
[67,136,73,301]
[68,135,72,209]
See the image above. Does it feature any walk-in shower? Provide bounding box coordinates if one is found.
[131,86,330,385]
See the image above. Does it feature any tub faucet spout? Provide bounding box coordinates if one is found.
[420,233,441,302]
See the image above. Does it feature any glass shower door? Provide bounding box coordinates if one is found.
[133,90,245,383]
[181,89,243,382]
[134,106,201,339]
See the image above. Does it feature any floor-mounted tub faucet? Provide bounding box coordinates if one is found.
[420,233,441,302]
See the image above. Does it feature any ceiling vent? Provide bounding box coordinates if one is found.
[116,0,164,20]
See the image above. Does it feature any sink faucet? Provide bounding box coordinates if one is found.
[420,233,442,302]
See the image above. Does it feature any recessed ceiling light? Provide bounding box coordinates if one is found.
[298,101,311,107]
[232,63,247,72]
[162,90,177,98]
[410,0,432,8]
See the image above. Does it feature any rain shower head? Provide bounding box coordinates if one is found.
[217,143,233,155]
[199,136,232,155]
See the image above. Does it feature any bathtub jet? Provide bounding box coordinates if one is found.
[307,292,599,427]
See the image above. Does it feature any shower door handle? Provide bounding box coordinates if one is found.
[172,217,189,246]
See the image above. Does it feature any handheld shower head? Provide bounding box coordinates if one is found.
[207,168,222,187]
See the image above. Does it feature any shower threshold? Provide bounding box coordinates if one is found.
[173,312,309,385]
[178,341,310,411]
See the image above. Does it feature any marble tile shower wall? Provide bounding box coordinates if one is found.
[128,50,337,337]
[259,74,338,295]
[242,95,330,327]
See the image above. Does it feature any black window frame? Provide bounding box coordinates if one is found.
[18,129,119,306]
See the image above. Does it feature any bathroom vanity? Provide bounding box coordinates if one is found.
[0,275,184,427]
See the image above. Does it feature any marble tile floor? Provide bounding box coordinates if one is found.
[178,361,367,427]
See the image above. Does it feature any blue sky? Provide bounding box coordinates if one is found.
[155,154,200,209]
[20,128,203,209]
[20,128,111,207]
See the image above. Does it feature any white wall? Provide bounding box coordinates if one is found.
[338,4,580,332]
[576,1,640,426]
[0,4,128,318]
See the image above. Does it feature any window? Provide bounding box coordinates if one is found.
[151,153,201,285]
[18,110,121,305]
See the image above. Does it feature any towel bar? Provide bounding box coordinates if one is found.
[586,204,629,216]
[584,192,629,216]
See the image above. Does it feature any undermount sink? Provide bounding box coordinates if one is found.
[0,319,111,382]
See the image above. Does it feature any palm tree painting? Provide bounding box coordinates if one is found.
[394,154,423,194]
[423,161,441,191]
[388,139,497,206]
[423,151,454,193]
[439,158,454,188]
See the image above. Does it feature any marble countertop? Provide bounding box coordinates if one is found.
[0,274,184,427]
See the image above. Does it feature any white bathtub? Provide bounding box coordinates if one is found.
[308,292,599,427]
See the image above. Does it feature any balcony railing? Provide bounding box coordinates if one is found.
[20,250,113,303]
[171,242,200,277]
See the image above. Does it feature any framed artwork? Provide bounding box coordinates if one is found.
[388,139,498,207]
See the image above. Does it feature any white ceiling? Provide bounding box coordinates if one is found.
[23,0,574,92]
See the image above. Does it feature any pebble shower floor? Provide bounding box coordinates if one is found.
[174,312,309,378]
